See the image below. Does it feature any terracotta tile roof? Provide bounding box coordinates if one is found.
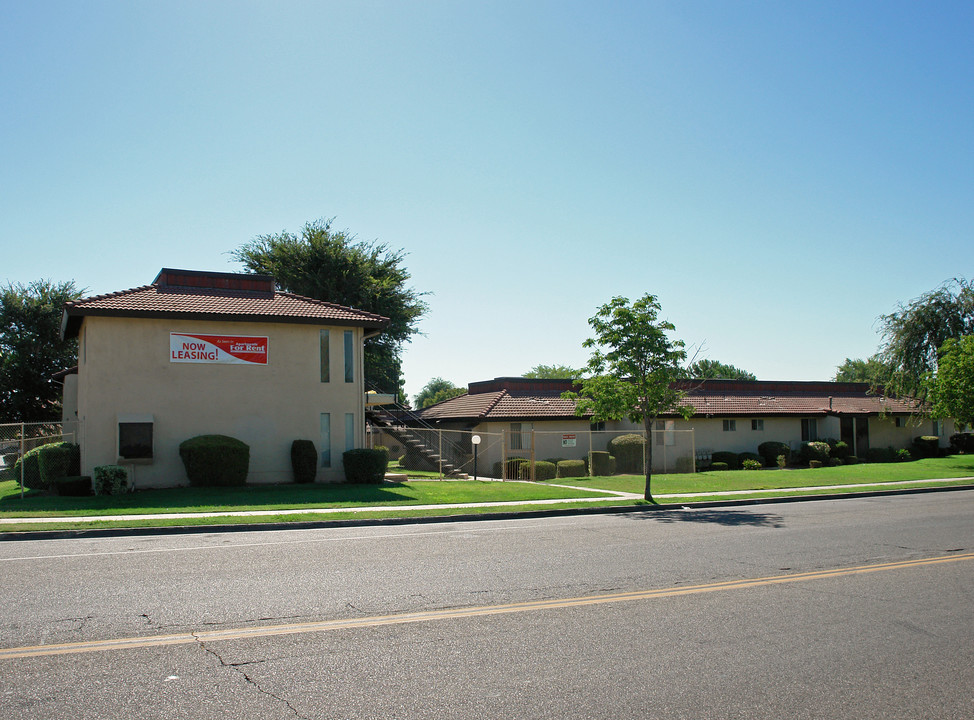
[418,389,589,422]
[416,378,923,423]
[62,270,389,337]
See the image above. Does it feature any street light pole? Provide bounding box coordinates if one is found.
[471,434,481,480]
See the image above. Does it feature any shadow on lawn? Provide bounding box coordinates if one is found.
[0,482,415,513]
[624,507,785,528]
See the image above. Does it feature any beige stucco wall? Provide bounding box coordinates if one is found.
[76,316,366,487]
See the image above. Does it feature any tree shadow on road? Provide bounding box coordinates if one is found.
[621,507,785,528]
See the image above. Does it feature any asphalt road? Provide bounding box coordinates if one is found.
[1,491,972,719]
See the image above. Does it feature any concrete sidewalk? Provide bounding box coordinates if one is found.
[1,477,970,526]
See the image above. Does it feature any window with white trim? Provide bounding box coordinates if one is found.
[723,419,736,432]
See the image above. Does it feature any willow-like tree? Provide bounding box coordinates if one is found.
[564,294,694,502]
[929,336,974,428]
[878,278,974,403]
[233,219,428,399]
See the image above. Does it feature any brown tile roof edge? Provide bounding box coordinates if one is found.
[61,282,390,337]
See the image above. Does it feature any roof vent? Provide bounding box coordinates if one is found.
[153,268,275,295]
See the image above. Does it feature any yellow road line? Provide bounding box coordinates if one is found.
[3,552,972,660]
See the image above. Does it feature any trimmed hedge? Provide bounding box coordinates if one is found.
[911,436,939,459]
[55,475,92,496]
[291,440,317,483]
[865,446,895,463]
[589,451,616,476]
[557,459,587,478]
[94,465,128,495]
[830,441,851,460]
[494,457,529,479]
[758,441,790,467]
[531,461,557,481]
[342,448,389,484]
[38,443,79,488]
[607,434,644,474]
[950,432,974,454]
[711,451,739,470]
[179,435,250,487]
[710,462,729,471]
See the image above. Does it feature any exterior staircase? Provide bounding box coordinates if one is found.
[365,404,466,477]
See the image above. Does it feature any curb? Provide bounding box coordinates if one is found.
[2,483,973,542]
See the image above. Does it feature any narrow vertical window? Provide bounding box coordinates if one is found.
[344,330,354,383]
[320,413,332,468]
[801,418,818,442]
[345,413,356,452]
[319,330,330,383]
[510,423,523,451]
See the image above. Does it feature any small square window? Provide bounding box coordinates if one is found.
[118,416,153,460]
[723,419,736,432]
[752,419,764,431]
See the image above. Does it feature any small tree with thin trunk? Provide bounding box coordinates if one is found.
[564,294,694,502]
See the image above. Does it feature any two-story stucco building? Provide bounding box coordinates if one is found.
[61,268,388,487]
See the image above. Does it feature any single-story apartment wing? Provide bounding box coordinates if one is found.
[405,377,953,472]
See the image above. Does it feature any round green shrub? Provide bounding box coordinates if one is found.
[830,441,851,460]
[738,452,763,468]
[94,465,128,495]
[607,434,644,474]
[800,442,831,466]
[35,442,80,490]
[556,459,587,478]
[741,458,763,470]
[179,435,250,486]
[758,441,790,467]
[711,451,739,469]
[709,461,729,471]
[290,439,317,483]
[342,447,389,483]
[896,448,913,462]
[846,455,859,465]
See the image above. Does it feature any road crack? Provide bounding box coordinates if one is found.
[193,634,308,719]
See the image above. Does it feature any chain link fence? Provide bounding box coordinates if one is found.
[502,427,696,480]
[369,426,505,479]
[0,422,78,494]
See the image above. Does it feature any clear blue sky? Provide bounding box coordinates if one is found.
[3,1,972,403]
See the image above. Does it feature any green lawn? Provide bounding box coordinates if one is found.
[0,455,971,532]
[0,478,614,518]
[555,455,974,495]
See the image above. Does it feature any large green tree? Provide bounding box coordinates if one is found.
[414,377,465,409]
[878,278,974,403]
[928,336,974,428]
[523,364,582,379]
[0,280,83,422]
[681,359,756,381]
[564,294,694,502]
[233,219,428,398]
[832,355,893,387]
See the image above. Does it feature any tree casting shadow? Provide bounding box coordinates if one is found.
[623,507,785,528]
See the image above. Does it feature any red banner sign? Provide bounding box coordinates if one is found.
[170,333,268,365]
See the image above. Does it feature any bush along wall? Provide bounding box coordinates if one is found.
[607,434,644,474]
[179,435,250,487]
[94,465,128,495]
[291,440,317,483]
[589,451,616,476]
[758,441,790,467]
[343,448,389,484]
[556,459,587,478]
